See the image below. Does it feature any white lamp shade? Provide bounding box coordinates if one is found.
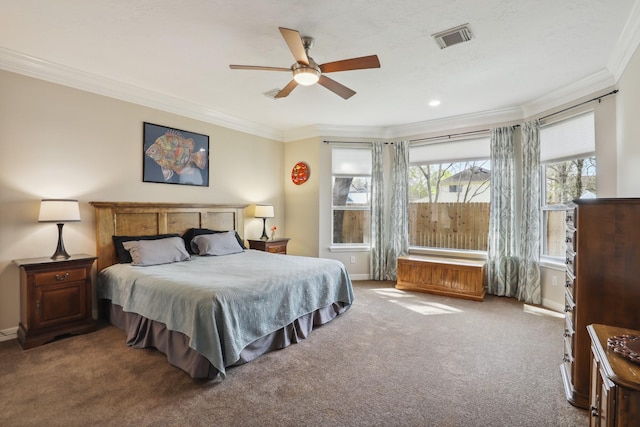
[38,199,81,222]
[254,204,274,218]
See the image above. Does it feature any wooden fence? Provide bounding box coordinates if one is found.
[409,202,490,250]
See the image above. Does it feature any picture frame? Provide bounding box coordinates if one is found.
[143,122,210,187]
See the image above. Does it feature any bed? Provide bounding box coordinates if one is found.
[91,201,354,380]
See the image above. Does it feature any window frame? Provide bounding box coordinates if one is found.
[539,110,596,263]
[540,154,596,262]
[330,146,373,248]
[407,152,491,255]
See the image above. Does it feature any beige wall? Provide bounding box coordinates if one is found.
[617,42,640,196]
[283,137,321,257]
[0,70,284,332]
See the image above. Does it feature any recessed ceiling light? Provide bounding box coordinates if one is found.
[428,100,441,107]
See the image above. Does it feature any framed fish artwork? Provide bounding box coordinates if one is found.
[143,122,209,186]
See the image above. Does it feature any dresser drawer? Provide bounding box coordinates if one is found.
[564,288,575,317]
[565,226,576,252]
[565,206,576,228]
[565,248,576,276]
[565,270,575,300]
[34,268,87,286]
[564,314,575,341]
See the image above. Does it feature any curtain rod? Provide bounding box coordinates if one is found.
[538,89,618,121]
[323,140,392,144]
[409,126,520,144]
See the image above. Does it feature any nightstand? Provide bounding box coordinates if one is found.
[13,254,97,349]
[248,238,290,254]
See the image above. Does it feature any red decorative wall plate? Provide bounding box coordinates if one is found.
[291,161,310,185]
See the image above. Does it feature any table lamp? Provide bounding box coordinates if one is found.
[254,204,274,241]
[38,199,81,259]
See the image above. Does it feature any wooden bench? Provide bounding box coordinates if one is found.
[396,255,487,301]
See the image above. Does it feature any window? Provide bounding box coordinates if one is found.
[408,137,491,251]
[540,112,596,258]
[332,147,371,245]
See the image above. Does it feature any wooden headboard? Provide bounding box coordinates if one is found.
[90,201,247,271]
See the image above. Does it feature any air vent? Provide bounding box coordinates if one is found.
[263,88,281,99]
[432,24,473,49]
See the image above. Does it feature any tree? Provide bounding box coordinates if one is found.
[454,162,490,202]
[409,161,489,203]
[413,163,452,202]
[545,157,596,204]
[332,177,353,243]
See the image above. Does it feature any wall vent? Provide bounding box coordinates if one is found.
[432,24,473,49]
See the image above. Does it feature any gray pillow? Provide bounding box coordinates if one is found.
[192,231,244,256]
[122,237,191,266]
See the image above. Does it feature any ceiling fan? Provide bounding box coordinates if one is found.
[229,27,380,100]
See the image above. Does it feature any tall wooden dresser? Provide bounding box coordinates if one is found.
[561,199,640,409]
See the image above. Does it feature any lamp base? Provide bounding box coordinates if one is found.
[50,223,71,259]
[260,217,269,241]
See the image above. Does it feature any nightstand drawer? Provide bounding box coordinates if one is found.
[267,243,287,254]
[248,238,290,254]
[34,269,87,286]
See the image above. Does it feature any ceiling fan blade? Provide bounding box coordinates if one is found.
[229,65,291,72]
[275,80,299,98]
[319,55,381,73]
[279,27,309,65]
[318,75,356,99]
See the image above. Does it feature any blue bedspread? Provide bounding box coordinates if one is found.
[98,250,354,377]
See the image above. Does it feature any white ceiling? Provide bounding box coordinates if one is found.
[1,0,639,141]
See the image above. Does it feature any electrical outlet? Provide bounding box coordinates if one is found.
[552,276,558,286]
[350,256,356,264]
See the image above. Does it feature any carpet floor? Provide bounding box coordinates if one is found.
[0,281,588,426]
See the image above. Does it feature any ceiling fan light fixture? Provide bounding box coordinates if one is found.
[293,66,320,86]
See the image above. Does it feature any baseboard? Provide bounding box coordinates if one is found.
[541,298,565,314]
[349,274,371,281]
[525,303,565,319]
[0,327,18,343]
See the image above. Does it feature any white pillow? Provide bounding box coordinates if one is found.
[122,237,191,266]
[192,231,244,256]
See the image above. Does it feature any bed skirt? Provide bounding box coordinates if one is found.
[105,300,348,380]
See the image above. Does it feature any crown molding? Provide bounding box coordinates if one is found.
[608,0,640,81]
[283,108,525,142]
[0,41,632,144]
[384,107,524,140]
[0,47,284,141]
[283,124,391,142]
[520,69,615,118]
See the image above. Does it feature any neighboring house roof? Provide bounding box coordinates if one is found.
[441,167,491,184]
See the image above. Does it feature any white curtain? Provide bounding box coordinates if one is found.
[370,141,385,280]
[518,121,541,304]
[384,140,410,280]
[487,126,518,297]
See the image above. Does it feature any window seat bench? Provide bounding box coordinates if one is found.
[396,255,487,301]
